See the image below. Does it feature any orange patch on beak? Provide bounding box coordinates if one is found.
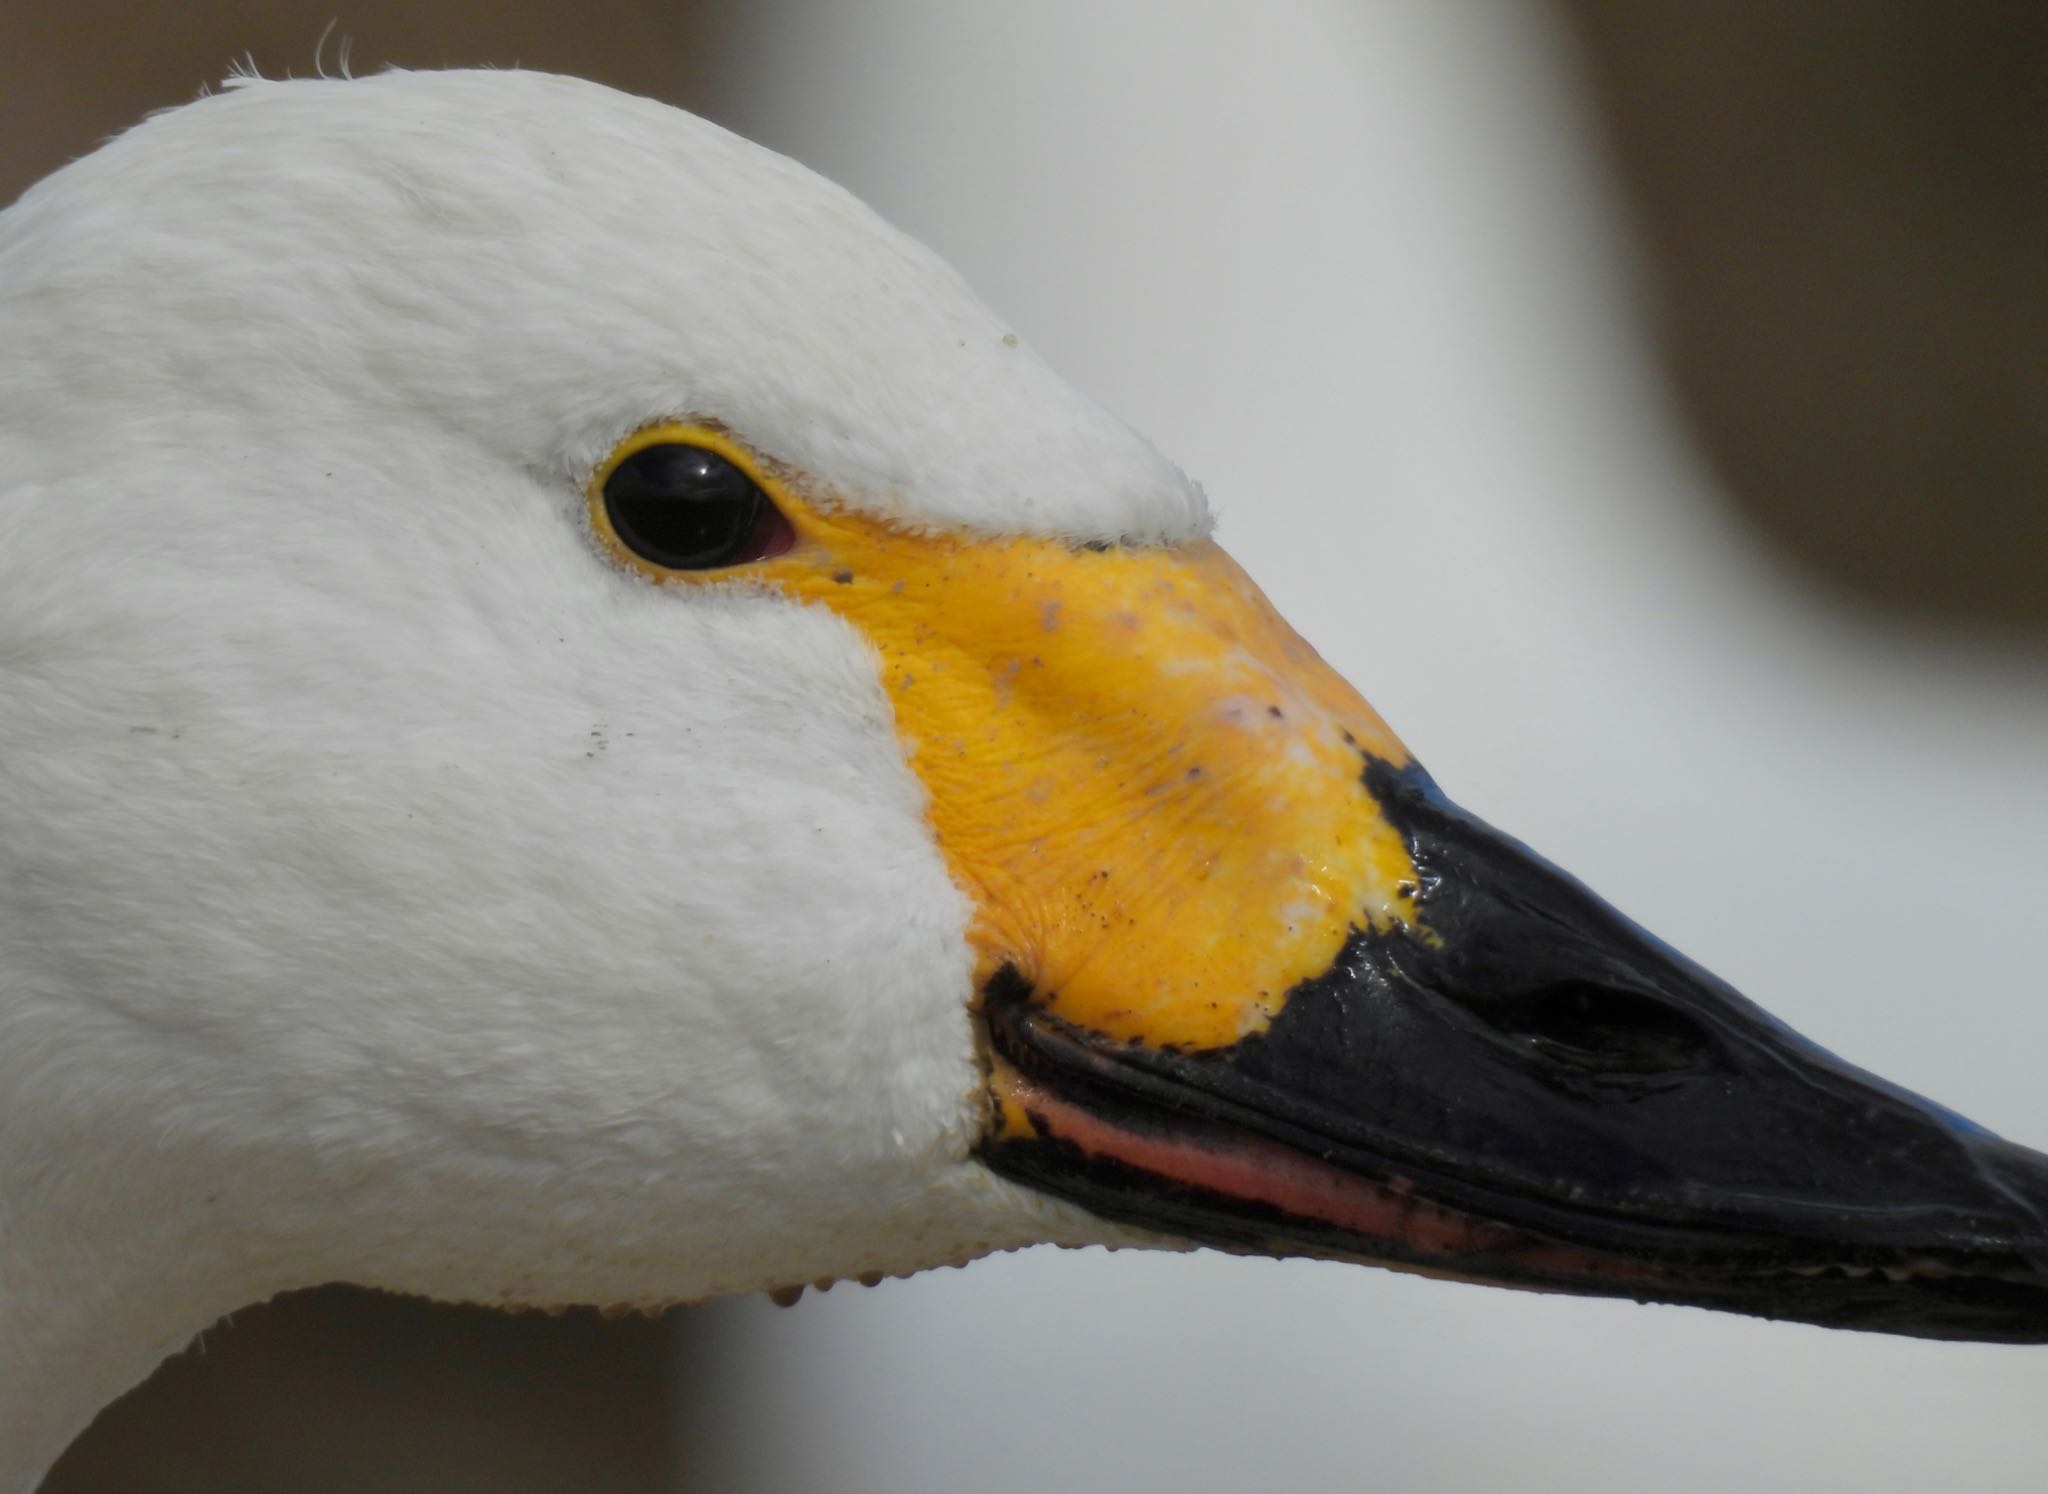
[592,425,1420,1051]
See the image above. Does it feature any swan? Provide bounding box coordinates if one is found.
[3,68,2045,1487]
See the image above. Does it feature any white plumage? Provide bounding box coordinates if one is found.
[0,70,1189,1484]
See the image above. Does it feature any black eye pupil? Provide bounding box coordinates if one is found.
[603,444,766,570]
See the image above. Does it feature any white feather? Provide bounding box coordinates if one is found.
[0,69,1189,1485]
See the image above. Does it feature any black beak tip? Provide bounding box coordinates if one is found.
[1707,1262,2048,1345]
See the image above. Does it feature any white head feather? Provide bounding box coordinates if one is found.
[0,69,1204,1480]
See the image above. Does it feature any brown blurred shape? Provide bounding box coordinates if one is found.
[1557,1,2048,633]
[3,0,727,206]
[43,1289,681,1493]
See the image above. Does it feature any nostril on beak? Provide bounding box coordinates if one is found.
[1478,980,1720,1077]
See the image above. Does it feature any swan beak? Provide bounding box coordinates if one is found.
[982,751,2048,1342]
[715,498,2048,1339]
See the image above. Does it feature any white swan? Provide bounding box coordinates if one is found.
[4,70,2045,1488]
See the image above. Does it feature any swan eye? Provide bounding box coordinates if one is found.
[600,443,791,570]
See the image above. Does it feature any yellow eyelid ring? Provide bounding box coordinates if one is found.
[586,421,820,580]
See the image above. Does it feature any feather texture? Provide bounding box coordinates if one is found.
[0,70,1181,1485]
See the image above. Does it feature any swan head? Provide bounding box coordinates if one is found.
[6,72,2048,1458]
[0,68,1193,1316]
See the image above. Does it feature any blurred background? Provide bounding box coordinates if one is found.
[11,2,2045,1490]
